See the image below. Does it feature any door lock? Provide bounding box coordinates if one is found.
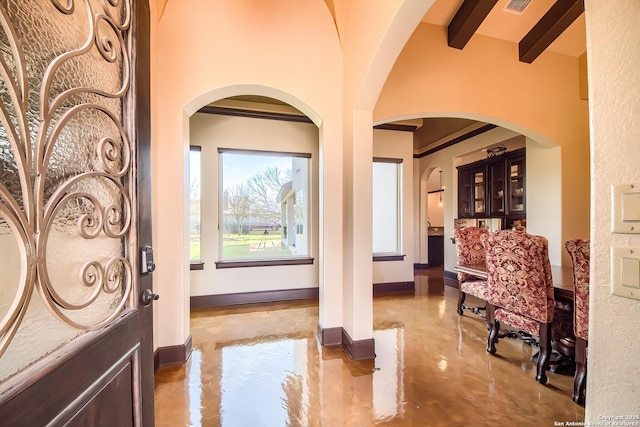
[141,245,155,275]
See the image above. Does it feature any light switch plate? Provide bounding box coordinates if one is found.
[612,182,640,233]
[611,246,640,300]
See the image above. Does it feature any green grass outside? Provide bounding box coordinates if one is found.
[223,231,291,258]
[190,240,201,261]
[189,230,292,260]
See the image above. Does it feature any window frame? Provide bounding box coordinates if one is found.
[372,157,403,260]
[189,145,204,270]
[216,148,314,268]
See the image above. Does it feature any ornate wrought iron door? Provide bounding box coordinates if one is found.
[0,1,153,424]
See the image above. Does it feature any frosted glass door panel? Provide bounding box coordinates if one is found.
[0,1,134,382]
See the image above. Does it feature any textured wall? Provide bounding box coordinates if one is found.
[586,0,640,417]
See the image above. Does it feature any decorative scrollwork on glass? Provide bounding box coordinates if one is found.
[0,204,36,359]
[98,136,131,177]
[80,261,103,288]
[100,0,131,31]
[104,256,130,294]
[51,0,76,15]
[0,0,134,362]
[95,14,123,63]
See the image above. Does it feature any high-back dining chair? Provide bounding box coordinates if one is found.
[482,230,555,384]
[452,227,490,316]
[565,239,590,405]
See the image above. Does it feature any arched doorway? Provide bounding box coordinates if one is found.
[187,94,320,309]
[426,167,445,268]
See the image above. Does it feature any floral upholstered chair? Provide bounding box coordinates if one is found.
[482,230,555,384]
[452,227,490,316]
[565,239,590,405]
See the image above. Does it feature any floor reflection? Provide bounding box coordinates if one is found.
[372,328,404,422]
[414,271,445,296]
[220,339,307,426]
[154,268,585,426]
[188,349,202,427]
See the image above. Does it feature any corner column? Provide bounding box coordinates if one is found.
[341,109,375,359]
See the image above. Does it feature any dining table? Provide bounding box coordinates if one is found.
[455,263,576,374]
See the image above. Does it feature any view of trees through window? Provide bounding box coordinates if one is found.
[220,149,310,260]
[190,147,202,262]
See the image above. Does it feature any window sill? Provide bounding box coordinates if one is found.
[190,262,204,271]
[215,258,315,269]
[373,254,405,262]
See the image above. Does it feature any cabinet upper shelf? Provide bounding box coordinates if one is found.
[457,148,526,219]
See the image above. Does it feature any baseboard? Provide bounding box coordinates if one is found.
[191,282,414,307]
[317,323,342,346]
[317,324,376,360]
[341,329,375,360]
[154,335,193,372]
[414,263,429,270]
[190,287,319,308]
[443,270,459,288]
[373,281,415,296]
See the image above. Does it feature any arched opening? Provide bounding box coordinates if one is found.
[376,114,566,268]
[184,89,324,327]
[425,167,445,268]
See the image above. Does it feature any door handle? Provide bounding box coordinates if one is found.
[140,288,159,306]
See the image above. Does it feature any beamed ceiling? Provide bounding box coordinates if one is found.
[406,0,586,153]
[424,0,585,61]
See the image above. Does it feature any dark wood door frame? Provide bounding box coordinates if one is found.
[134,0,155,423]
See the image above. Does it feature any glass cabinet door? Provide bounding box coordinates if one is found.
[458,164,489,218]
[507,155,525,214]
[489,160,505,216]
[473,170,486,215]
[458,168,473,217]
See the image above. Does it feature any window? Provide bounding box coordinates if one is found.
[190,146,202,265]
[372,158,402,256]
[219,148,310,262]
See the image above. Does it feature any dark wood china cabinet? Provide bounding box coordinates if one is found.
[457,148,526,224]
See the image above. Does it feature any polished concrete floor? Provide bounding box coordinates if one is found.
[154,268,585,426]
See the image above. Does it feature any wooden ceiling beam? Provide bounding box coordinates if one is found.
[519,0,584,63]
[448,0,498,49]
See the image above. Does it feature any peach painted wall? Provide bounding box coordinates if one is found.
[375,22,590,267]
[152,0,344,349]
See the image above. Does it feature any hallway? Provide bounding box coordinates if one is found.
[154,269,585,426]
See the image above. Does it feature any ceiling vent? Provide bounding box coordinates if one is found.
[504,0,532,14]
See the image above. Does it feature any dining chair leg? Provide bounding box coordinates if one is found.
[457,286,466,315]
[535,323,552,384]
[573,337,587,405]
[486,304,499,354]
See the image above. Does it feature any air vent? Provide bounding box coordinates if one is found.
[504,0,532,14]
